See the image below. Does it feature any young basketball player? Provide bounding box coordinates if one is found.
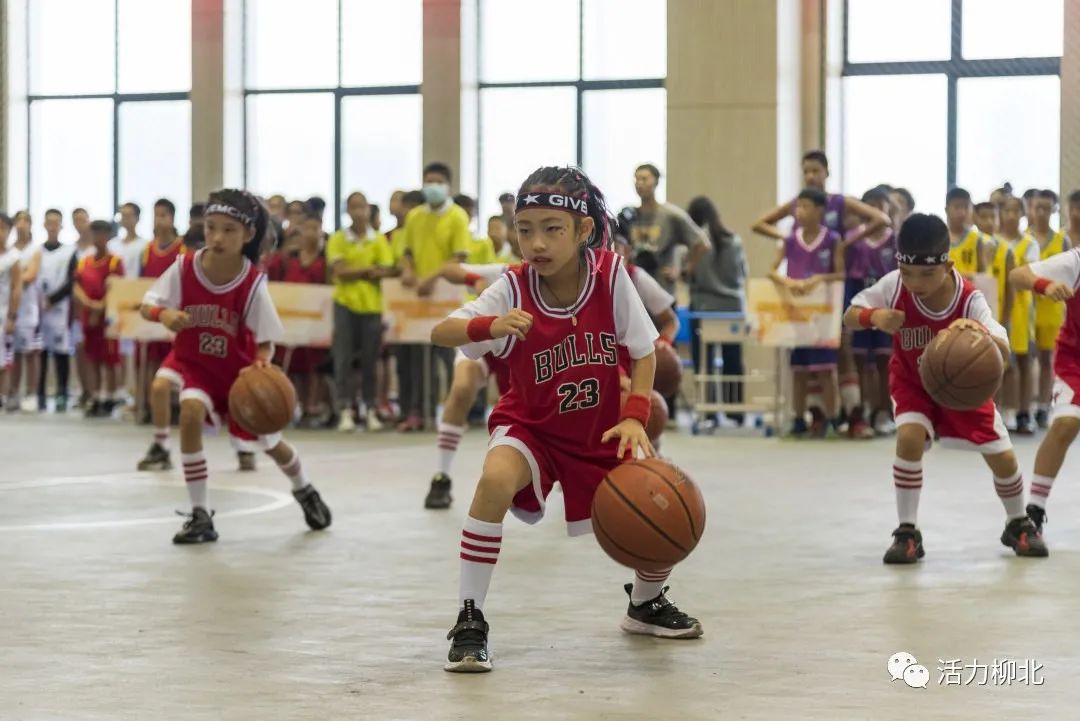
[845,213,1046,563]
[768,188,845,436]
[843,188,897,435]
[139,189,331,543]
[8,211,43,412]
[38,209,78,411]
[1001,196,1039,433]
[431,166,701,672]
[74,221,125,418]
[1028,190,1069,428]
[0,214,22,406]
[944,188,986,278]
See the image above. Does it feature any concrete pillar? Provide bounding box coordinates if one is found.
[1,0,8,209]
[800,0,825,153]
[1062,0,1080,198]
[423,0,461,181]
[191,0,225,201]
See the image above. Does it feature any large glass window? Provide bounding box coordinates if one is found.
[472,0,666,221]
[843,0,1061,206]
[18,0,191,240]
[242,0,423,230]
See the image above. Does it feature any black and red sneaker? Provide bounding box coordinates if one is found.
[1001,516,1048,558]
[883,523,924,564]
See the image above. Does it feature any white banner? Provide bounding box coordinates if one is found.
[746,278,844,348]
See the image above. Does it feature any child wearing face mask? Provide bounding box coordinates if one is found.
[395,161,471,431]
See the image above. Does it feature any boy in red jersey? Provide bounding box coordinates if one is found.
[140,189,331,544]
[431,166,701,674]
[73,221,125,418]
[1008,212,1080,538]
[845,213,1046,563]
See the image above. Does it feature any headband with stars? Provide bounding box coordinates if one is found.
[515,192,589,217]
[895,250,950,265]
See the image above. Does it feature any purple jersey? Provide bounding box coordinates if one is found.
[791,193,846,234]
[845,228,897,282]
[784,226,839,280]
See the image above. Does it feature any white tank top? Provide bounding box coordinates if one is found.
[0,248,19,322]
[15,243,41,326]
[39,243,76,300]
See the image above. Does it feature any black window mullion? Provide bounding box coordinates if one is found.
[947,0,961,189]
[113,0,120,215]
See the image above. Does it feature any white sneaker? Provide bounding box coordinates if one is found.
[366,413,384,432]
[20,396,38,413]
[1002,408,1018,431]
[873,410,896,436]
[337,410,356,432]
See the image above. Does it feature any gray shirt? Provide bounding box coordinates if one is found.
[689,233,748,314]
[629,202,708,293]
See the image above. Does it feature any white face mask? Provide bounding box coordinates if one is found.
[422,183,449,206]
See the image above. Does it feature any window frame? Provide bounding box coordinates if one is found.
[22,0,190,215]
[842,0,1060,188]
[472,0,665,211]
[240,0,423,230]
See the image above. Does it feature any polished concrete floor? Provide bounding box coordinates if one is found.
[3,413,1080,720]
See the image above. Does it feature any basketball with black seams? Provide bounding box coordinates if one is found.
[228,364,297,435]
[653,341,682,397]
[918,325,1004,411]
[591,458,706,572]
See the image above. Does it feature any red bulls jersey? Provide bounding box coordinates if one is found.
[76,254,124,326]
[140,238,184,279]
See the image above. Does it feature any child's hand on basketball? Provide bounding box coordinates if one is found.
[243,358,271,371]
[1043,281,1074,301]
[947,318,986,333]
[871,308,905,333]
[602,419,656,460]
[491,309,533,340]
[160,309,192,332]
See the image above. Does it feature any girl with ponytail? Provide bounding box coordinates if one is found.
[431,166,702,673]
[137,188,332,544]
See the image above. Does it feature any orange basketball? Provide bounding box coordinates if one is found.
[228,365,297,435]
[645,390,668,442]
[653,341,682,397]
[918,326,1004,410]
[591,459,706,572]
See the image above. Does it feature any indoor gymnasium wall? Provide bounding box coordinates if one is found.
[1062,0,1080,198]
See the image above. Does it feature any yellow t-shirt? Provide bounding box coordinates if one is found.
[466,236,497,265]
[949,227,982,275]
[988,238,1011,322]
[326,227,395,314]
[401,203,471,276]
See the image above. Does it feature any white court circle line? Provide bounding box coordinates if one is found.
[0,472,293,532]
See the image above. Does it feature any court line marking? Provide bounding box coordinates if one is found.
[0,472,293,532]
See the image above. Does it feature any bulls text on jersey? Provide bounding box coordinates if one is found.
[898,325,934,352]
[532,331,618,384]
[184,303,242,336]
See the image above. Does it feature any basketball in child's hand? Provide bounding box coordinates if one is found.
[653,341,682,397]
[918,326,1003,411]
[645,390,668,442]
[592,459,706,572]
[228,364,297,435]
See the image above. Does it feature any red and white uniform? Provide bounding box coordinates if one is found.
[76,254,125,365]
[143,249,285,450]
[140,239,185,363]
[451,249,657,535]
[850,268,1011,453]
[1028,248,1080,421]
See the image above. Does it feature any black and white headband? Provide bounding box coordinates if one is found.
[895,251,950,265]
[515,192,588,217]
[205,202,255,228]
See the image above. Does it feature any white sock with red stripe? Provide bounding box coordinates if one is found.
[153,427,170,450]
[631,567,672,605]
[994,470,1026,518]
[893,457,922,526]
[459,516,502,610]
[1029,473,1055,509]
[839,373,860,414]
[275,448,308,491]
[181,451,208,510]
[437,422,465,477]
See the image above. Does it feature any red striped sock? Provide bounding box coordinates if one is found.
[1029,474,1054,509]
[459,516,502,610]
[181,451,208,510]
[994,470,1026,518]
[893,457,922,526]
[631,567,672,605]
[437,422,465,476]
[153,427,170,450]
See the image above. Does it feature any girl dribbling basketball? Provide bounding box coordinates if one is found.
[140,189,331,544]
[430,166,702,674]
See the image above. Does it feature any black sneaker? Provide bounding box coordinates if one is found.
[137,443,173,471]
[76,391,90,410]
[1016,412,1035,436]
[237,451,256,471]
[809,407,827,437]
[883,524,924,564]
[1026,504,1047,535]
[1035,409,1049,430]
[1001,516,1049,557]
[37,394,47,412]
[172,507,218,545]
[620,583,703,639]
[293,485,332,530]
[445,599,492,672]
[84,400,102,419]
[425,473,453,509]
